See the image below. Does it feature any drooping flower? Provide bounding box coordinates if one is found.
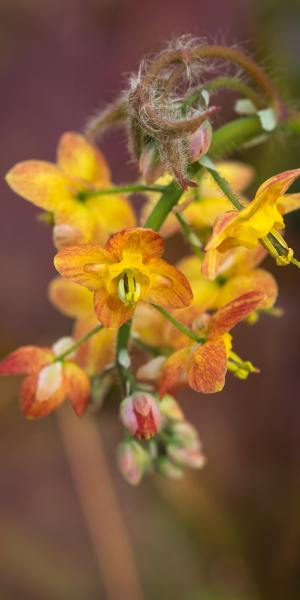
[120,392,161,439]
[48,277,116,376]
[137,291,264,395]
[205,169,300,268]
[54,227,193,328]
[6,132,136,248]
[0,338,90,418]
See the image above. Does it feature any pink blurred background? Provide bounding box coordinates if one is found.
[1,0,300,598]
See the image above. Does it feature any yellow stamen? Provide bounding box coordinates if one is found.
[118,270,141,306]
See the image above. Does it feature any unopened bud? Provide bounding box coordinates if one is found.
[117,440,149,486]
[189,121,212,163]
[139,142,165,184]
[167,444,206,469]
[169,421,200,448]
[120,392,161,439]
[156,456,183,479]
[160,394,185,422]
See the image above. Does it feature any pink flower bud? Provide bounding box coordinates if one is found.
[120,392,161,439]
[139,142,165,184]
[189,120,212,163]
[117,440,149,486]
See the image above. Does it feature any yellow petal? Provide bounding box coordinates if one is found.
[48,277,94,318]
[86,194,136,239]
[6,161,74,212]
[277,193,300,215]
[177,255,220,308]
[216,269,278,310]
[57,132,111,185]
[199,161,255,196]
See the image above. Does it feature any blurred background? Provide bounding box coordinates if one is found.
[1,0,300,598]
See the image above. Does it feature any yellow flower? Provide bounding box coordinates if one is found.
[54,227,193,328]
[205,169,300,268]
[6,132,136,248]
[141,161,254,237]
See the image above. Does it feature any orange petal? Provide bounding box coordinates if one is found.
[208,291,265,338]
[54,245,113,291]
[94,288,134,328]
[48,277,94,318]
[57,132,111,185]
[63,362,90,416]
[105,227,164,261]
[187,338,227,393]
[74,316,116,376]
[146,259,193,308]
[20,373,65,419]
[254,169,300,204]
[6,161,74,212]
[216,269,278,310]
[159,348,190,396]
[0,346,53,376]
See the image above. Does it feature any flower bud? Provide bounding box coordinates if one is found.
[169,421,200,448]
[139,142,165,184]
[167,444,206,469]
[160,394,185,422]
[156,456,183,479]
[117,440,149,486]
[120,392,161,439]
[188,121,212,163]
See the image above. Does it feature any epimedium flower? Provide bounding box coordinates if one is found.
[120,392,161,439]
[6,132,136,248]
[205,169,300,268]
[54,227,193,328]
[138,291,264,395]
[0,337,90,419]
[48,277,116,376]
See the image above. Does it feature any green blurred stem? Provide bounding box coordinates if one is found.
[175,212,204,259]
[54,324,103,362]
[205,166,244,210]
[79,183,166,200]
[151,304,205,344]
[116,321,137,395]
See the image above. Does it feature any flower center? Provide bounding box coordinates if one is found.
[118,269,141,306]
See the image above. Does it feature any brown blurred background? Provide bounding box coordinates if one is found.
[1,0,300,598]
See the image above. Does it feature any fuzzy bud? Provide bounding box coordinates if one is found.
[120,392,161,439]
[117,440,149,486]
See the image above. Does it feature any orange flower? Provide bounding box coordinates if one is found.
[0,338,90,418]
[48,277,116,376]
[138,292,264,395]
[6,132,136,248]
[54,227,193,328]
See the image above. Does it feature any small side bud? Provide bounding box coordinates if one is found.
[167,444,206,469]
[160,394,185,422]
[188,121,212,163]
[120,392,161,439]
[156,456,184,479]
[139,142,165,184]
[117,440,149,486]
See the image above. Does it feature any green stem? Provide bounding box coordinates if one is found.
[54,324,103,362]
[80,183,167,200]
[116,322,136,395]
[182,77,264,114]
[205,164,244,210]
[144,180,183,231]
[175,212,204,259]
[151,304,205,344]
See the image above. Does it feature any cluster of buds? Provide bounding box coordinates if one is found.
[118,394,205,485]
[1,39,300,486]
